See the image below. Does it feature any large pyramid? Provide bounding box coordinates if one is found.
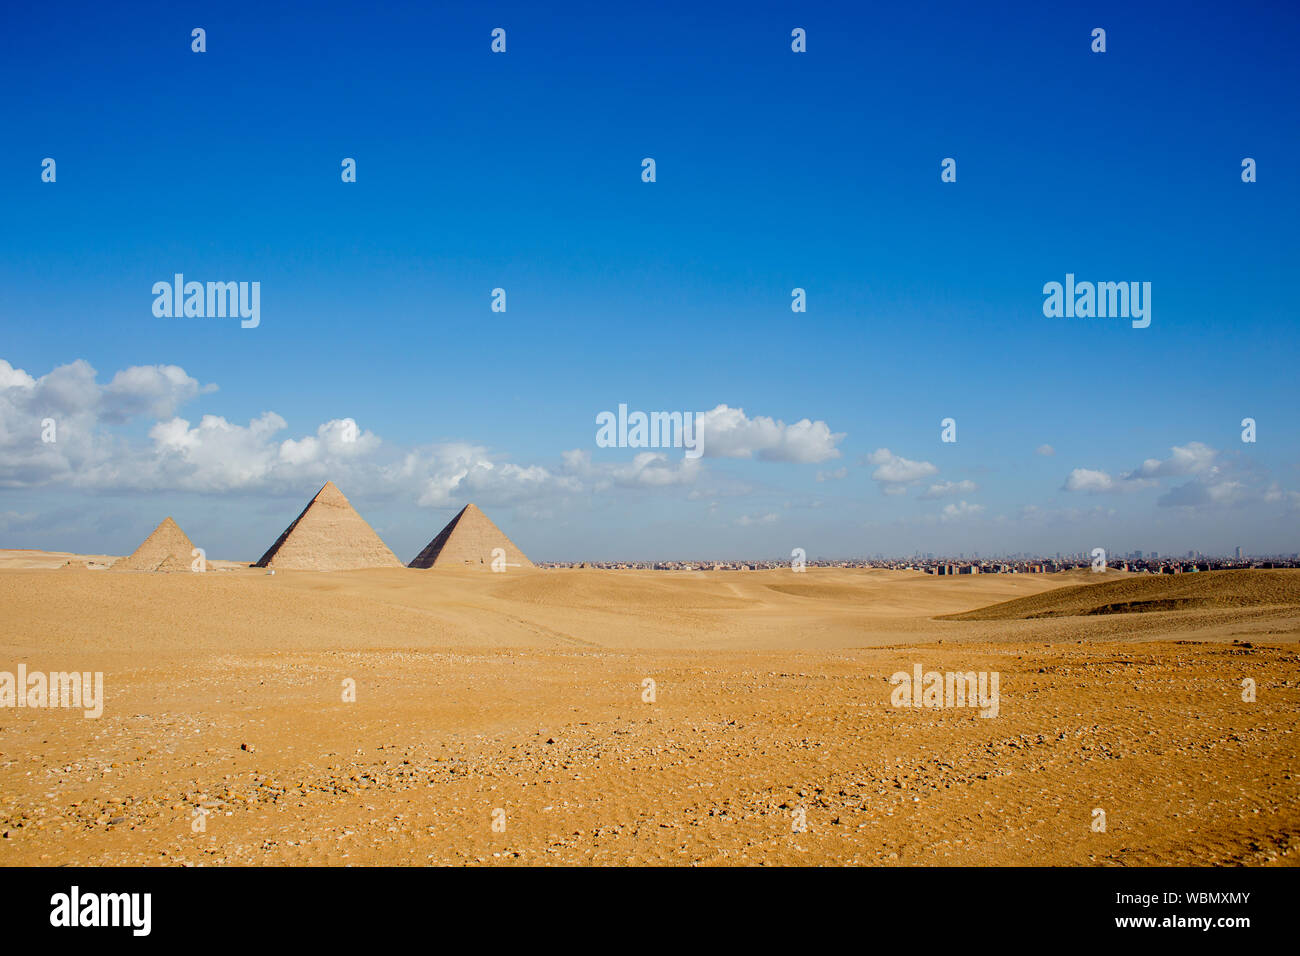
[408,503,534,570]
[255,481,404,571]
[111,517,197,572]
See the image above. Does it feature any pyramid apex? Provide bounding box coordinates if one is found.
[314,481,349,503]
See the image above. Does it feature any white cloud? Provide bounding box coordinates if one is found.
[611,451,702,488]
[1128,442,1217,478]
[3,364,851,517]
[940,501,984,520]
[145,412,290,491]
[919,479,977,500]
[102,364,217,422]
[1,358,698,507]
[1263,483,1300,509]
[737,512,779,527]
[0,358,215,488]
[1066,444,1216,496]
[1036,444,1055,457]
[560,448,702,490]
[1063,468,1118,494]
[696,404,844,463]
[1064,441,1298,511]
[1158,477,1252,509]
[865,448,938,488]
[1,358,212,425]
[1062,468,1157,495]
[816,467,847,482]
[411,443,580,507]
[0,359,36,390]
[280,418,380,466]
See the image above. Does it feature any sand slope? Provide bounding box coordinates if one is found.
[0,566,1137,654]
[1,565,1296,866]
[944,569,1300,621]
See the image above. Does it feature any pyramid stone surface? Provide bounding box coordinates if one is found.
[111,517,197,572]
[255,481,403,571]
[408,503,534,570]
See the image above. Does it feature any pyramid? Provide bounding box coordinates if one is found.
[408,503,534,570]
[255,481,403,571]
[111,517,197,572]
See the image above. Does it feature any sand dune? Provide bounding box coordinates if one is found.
[0,550,118,570]
[0,565,1116,653]
[945,569,1300,621]
[1,562,1296,866]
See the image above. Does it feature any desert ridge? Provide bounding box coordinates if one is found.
[1,561,1297,866]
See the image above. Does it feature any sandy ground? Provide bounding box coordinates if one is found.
[1,557,1297,866]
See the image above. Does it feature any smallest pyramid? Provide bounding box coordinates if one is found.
[409,503,534,570]
[111,517,196,571]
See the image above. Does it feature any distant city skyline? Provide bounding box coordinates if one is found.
[2,1,1298,562]
[540,547,1296,567]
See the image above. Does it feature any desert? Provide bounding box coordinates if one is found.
[1,549,1296,867]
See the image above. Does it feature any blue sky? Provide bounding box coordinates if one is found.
[2,0,1298,562]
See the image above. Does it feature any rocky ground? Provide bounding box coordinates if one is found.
[2,641,1296,866]
[1,565,1296,865]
